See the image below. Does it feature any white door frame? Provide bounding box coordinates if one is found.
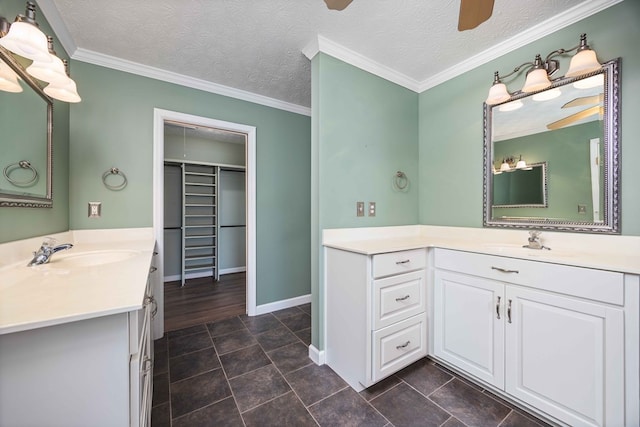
[152,108,257,338]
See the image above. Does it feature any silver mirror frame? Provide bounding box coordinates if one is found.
[0,46,53,208]
[483,57,620,234]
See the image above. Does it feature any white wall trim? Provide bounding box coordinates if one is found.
[303,35,421,93]
[219,267,247,275]
[308,345,326,365]
[71,48,310,117]
[255,294,312,316]
[153,108,258,334]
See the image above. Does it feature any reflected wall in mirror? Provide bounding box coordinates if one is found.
[483,58,620,233]
[0,46,53,207]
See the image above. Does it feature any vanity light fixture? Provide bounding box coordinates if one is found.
[0,59,22,92]
[0,1,81,102]
[485,33,601,105]
[44,59,81,103]
[26,36,67,84]
[0,2,50,63]
[495,155,532,174]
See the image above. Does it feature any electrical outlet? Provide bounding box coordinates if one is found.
[368,202,376,217]
[578,204,587,214]
[356,201,365,217]
[88,202,102,218]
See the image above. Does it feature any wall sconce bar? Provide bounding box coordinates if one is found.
[486,33,601,105]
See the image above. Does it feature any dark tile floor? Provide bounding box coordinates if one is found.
[152,304,551,427]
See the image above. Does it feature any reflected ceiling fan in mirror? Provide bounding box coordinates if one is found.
[547,93,604,130]
[323,0,495,31]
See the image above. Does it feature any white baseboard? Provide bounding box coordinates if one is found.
[219,266,247,275]
[255,294,311,316]
[309,344,325,365]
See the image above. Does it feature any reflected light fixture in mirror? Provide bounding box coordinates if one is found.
[485,34,601,105]
[0,1,80,102]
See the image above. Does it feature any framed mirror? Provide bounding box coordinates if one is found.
[0,46,53,207]
[483,58,620,234]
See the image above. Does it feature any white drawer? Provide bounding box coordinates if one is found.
[373,248,427,279]
[373,270,426,329]
[372,313,427,383]
[434,248,624,305]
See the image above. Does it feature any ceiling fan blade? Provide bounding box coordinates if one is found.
[562,94,604,109]
[547,106,603,131]
[324,0,353,11]
[458,0,495,31]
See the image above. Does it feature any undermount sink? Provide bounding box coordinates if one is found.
[45,250,139,268]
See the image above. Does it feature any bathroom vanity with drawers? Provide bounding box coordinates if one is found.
[323,225,640,427]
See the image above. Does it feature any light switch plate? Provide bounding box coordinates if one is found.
[368,202,376,217]
[356,201,365,217]
[88,202,102,218]
[578,204,587,214]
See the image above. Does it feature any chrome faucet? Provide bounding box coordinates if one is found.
[523,231,551,250]
[27,238,74,266]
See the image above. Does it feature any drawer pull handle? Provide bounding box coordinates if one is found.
[491,266,519,274]
[149,266,158,273]
[395,259,411,265]
[496,296,501,320]
[395,295,411,302]
[396,341,411,350]
[507,299,513,324]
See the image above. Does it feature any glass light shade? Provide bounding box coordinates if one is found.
[499,100,523,112]
[515,159,527,169]
[485,82,510,105]
[0,61,23,92]
[532,88,561,102]
[44,77,81,103]
[565,49,600,78]
[522,68,551,93]
[27,54,68,83]
[0,21,51,63]
[499,161,510,172]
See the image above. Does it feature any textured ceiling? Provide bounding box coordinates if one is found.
[49,0,590,108]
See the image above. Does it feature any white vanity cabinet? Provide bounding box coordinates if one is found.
[433,248,629,427]
[0,271,156,427]
[325,247,427,391]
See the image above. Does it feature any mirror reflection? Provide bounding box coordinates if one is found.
[0,48,52,207]
[484,58,620,233]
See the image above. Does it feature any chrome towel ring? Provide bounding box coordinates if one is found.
[393,170,409,191]
[102,167,128,191]
[3,160,39,187]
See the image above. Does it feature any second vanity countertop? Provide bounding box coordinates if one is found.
[0,228,155,335]
[323,226,640,275]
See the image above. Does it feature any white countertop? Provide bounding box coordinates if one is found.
[0,229,155,335]
[323,225,640,275]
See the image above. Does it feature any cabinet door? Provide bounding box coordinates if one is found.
[434,270,505,388]
[505,287,624,427]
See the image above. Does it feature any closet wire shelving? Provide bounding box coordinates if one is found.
[181,163,219,286]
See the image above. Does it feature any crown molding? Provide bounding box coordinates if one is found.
[304,35,421,92]
[35,0,77,58]
[73,49,311,116]
[417,0,623,92]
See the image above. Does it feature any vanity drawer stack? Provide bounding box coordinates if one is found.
[325,247,427,391]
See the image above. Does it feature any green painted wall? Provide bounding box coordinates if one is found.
[311,53,419,348]
[419,1,640,235]
[0,0,70,244]
[68,62,310,305]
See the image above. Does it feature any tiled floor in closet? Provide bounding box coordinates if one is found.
[151,303,550,427]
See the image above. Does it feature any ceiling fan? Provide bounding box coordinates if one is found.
[323,0,495,31]
[546,94,604,131]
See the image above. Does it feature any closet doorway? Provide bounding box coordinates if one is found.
[153,109,257,338]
